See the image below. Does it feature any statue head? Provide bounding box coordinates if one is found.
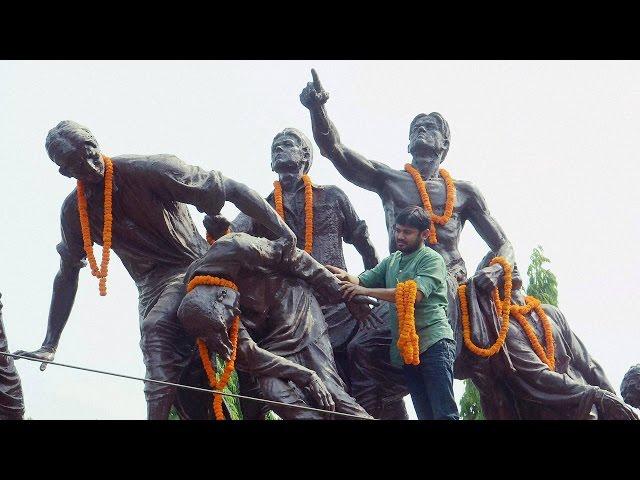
[270,128,313,177]
[45,120,105,184]
[408,112,450,164]
[177,283,241,361]
[203,214,231,242]
[621,364,640,408]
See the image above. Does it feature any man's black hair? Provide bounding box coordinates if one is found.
[395,205,431,232]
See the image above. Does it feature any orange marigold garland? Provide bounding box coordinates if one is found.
[510,298,556,370]
[458,256,513,357]
[395,280,420,365]
[458,257,556,370]
[77,155,114,296]
[187,275,240,420]
[273,174,314,253]
[404,164,456,245]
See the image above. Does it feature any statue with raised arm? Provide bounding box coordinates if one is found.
[300,69,516,374]
[175,225,374,420]
[13,120,296,419]
[459,253,637,420]
[231,128,408,419]
[1,293,24,420]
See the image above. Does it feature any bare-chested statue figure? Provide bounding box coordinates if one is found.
[299,69,516,373]
[176,226,374,419]
[232,128,408,419]
[13,120,296,419]
[1,293,24,420]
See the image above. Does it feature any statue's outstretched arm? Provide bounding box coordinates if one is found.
[300,69,391,193]
[223,176,295,247]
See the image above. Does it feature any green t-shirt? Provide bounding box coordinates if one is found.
[358,246,453,367]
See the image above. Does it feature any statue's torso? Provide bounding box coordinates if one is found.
[379,169,470,279]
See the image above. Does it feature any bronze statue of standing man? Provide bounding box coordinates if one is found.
[14,120,296,419]
[232,128,409,419]
[299,70,516,378]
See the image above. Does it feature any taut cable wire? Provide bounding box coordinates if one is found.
[0,351,374,420]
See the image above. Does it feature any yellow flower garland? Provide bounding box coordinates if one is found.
[187,275,240,420]
[395,280,420,365]
[404,164,456,245]
[77,155,114,296]
[458,257,556,370]
[273,174,314,253]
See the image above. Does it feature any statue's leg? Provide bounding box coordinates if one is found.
[322,303,360,392]
[258,375,324,420]
[303,333,373,419]
[347,304,409,420]
[0,293,25,420]
[236,370,270,420]
[139,281,193,420]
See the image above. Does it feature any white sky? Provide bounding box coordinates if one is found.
[1,60,639,419]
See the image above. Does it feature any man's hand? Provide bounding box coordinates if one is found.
[13,346,56,371]
[326,265,359,285]
[300,69,330,110]
[304,372,335,411]
[595,389,639,420]
[339,281,369,302]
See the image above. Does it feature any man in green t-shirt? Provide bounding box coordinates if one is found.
[327,206,459,420]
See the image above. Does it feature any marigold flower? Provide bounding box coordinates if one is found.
[404,164,456,245]
[190,275,241,420]
[273,175,314,254]
[77,156,114,296]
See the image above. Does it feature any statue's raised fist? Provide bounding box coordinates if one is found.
[300,68,329,109]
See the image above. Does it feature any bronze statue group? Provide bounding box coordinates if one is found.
[1,69,639,420]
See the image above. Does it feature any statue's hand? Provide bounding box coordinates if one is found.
[346,295,380,325]
[475,263,503,292]
[595,389,639,420]
[13,346,55,371]
[300,68,329,110]
[274,233,298,264]
[304,372,335,412]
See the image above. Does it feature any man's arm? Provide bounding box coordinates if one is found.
[335,188,379,269]
[300,69,392,193]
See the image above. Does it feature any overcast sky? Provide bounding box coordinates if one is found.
[1,60,639,419]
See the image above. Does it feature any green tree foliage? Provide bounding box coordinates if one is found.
[526,246,558,307]
[460,380,485,420]
[168,354,243,420]
[459,246,559,419]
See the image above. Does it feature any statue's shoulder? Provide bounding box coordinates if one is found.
[113,154,184,174]
[316,183,346,198]
[60,189,78,215]
[452,178,479,194]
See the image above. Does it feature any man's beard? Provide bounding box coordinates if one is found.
[397,238,422,254]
